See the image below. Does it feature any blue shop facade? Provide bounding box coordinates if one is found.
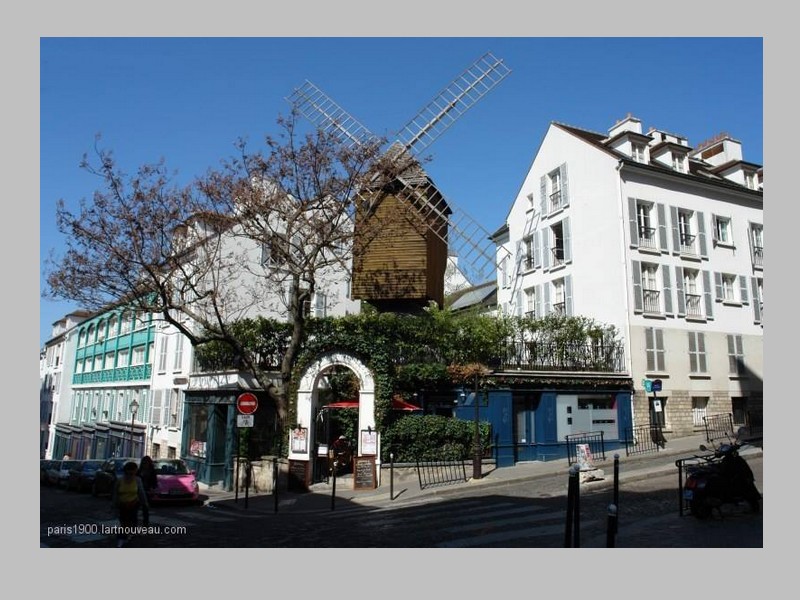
[453,373,634,468]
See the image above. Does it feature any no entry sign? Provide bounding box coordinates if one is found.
[236,392,259,415]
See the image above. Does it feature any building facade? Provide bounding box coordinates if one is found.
[495,115,763,438]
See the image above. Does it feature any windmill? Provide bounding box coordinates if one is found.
[286,52,513,312]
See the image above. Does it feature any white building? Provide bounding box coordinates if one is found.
[495,115,763,436]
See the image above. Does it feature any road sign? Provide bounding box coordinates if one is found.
[652,379,662,392]
[236,392,258,415]
[642,379,653,393]
[237,414,254,428]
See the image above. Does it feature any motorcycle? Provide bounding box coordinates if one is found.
[682,440,761,519]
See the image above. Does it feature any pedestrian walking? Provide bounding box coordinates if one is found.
[111,461,149,547]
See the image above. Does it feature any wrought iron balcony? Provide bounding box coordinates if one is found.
[500,340,626,373]
[638,226,657,249]
[549,189,563,212]
[642,288,661,314]
[552,301,566,316]
[685,293,703,318]
[752,246,763,267]
[680,233,696,255]
[550,246,564,267]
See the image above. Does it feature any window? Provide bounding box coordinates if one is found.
[691,397,709,427]
[549,168,562,211]
[637,202,656,249]
[104,352,115,370]
[540,163,569,218]
[752,277,763,324]
[120,312,132,335]
[688,332,707,373]
[678,210,695,253]
[262,234,289,267]
[641,263,661,314]
[750,224,763,267]
[500,255,510,288]
[173,335,184,371]
[744,171,757,190]
[108,316,118,338]
[77,330,85,347]
[713,215,733,245]
[552,278,566,315]
[93,354,103,371]
[158,338,169,372]
[87,324,95,343]
[727,334,745,375]
[132,345,145,366]
[118,348,129,368]
[683,269,702,318]
[722,273,736,302]
[523,235,535,270]
[524,287,536,317]
[645,327,665,372]
[97,320,106,342]
[550,221,564,267]
[313,291,328,318]
[672,152,685,173]
[632,143,646,163]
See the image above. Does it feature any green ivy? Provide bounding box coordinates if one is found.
[380,414,491,462]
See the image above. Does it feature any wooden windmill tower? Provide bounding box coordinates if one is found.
[286,53,512,312]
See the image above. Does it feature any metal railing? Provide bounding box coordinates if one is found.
[703,413,734,443]
[752,246,763,267]
[565,431,605,466]
[638,226,657,249]
[642,288,661,314]
[685,294,703,318]
[500,340,626,372]
[416,459,468,490]
[680,233,696,255]
[623,424,664,456]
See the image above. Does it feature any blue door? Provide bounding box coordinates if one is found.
[513,394,539,461]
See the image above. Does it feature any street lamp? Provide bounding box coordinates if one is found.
[129,398,139,457]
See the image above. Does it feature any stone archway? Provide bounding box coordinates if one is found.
[291,351,378,472]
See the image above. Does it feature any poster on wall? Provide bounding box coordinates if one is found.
[360,429,377,456]
[291,427,308,453]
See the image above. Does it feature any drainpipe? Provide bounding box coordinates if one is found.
[616,160,636,428]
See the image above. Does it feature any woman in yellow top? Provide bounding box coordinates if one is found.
[111,461,149,547]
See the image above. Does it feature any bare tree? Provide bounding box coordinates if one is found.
[44,114,385,422]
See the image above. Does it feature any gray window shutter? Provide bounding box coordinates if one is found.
[540,175,548,218]
[565,275,573,316]
[657,203,668,252]
[675,266,685,317]
[711,213,719,243]
[747,222,755,264]
[562,217,572,263]
[560,163,569,208]
[541,228,550,270]
[688,332,697,372]
[670,206,680,255]
[698,333,707,372]
[662,266,673,315]
[543,281,551,315]
[514,240,524,276]
[751,278,761,323]
[714,272,723,302]
[516,289,523,316]
[533,230,541,269]
[632,260,643,313]
[628,198,639,247]
[536,284,543,318]
[645,328,655,372]
[739,276,749,305]
[655,329,665,372]
[697,211,708,258]
[703,270,714,320]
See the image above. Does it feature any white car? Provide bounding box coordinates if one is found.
[47,459,82,488]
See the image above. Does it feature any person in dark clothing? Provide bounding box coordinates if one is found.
[138,456,158,492]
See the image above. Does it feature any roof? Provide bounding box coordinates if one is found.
[448,281,497,312]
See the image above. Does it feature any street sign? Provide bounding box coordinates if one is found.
[642,379,653,393]
[237,414,254,428]
[236,392,259,415]
[652,379,662,392]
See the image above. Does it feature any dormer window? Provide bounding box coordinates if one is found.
[632,143,647,164]
[744,171,757,190]
[672,152,686,173]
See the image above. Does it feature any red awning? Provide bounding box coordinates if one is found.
[323,401,359,409]
[321,398,422,411]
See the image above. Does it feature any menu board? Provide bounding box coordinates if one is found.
[287,459,309,492]
[353,456,377,490]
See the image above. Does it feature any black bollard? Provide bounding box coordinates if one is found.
[273,457,278,514]
[390,453,394,501]
[564,465,579,547]
[606,504,618,548]
[573,465,581,548]
[244,461,251,510]
[331,462,337,511]
[235,456,240,503]
[613,453,620,533]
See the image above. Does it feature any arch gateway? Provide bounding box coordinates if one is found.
[290,351,380,485]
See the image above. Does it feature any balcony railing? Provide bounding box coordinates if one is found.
[549,189,563,212]
[500,340,626,372]
[685,293,703,318]
[752,246,763,267]
[642,288,661,314]
[552,301,566,316]
[638,226,657,249]
[680,233,696,255]
[550,246,564,267]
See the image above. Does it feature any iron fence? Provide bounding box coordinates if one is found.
[703,413,734,443]
[565,431,606,466]
[415,459,468,490]
[500,340,625,372]
[623,424,665,457]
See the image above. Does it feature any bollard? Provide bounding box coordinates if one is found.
[244,461,251,510]
[331,462,337,511]
[564,465,579,547]
[573,464,581,548]
[390,453,394,501]
[234,456,240,503]
[273,457,279,514]
[606,504,618,548]
[613,453,620,533]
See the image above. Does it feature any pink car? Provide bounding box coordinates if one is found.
[150,459,200,504]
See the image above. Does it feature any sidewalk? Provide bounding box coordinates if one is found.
[202,433,763,515]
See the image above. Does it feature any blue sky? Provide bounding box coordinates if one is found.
[40,37,763,347]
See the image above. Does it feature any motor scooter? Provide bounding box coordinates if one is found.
[682,440,761,519]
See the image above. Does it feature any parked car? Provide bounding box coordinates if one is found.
[66,459,105,492]
[92,457,138,496]
[149,458,200,504]
[47,459,82,488]
[41,459,55,485]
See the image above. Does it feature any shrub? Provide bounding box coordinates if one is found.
[381,414,490,463]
